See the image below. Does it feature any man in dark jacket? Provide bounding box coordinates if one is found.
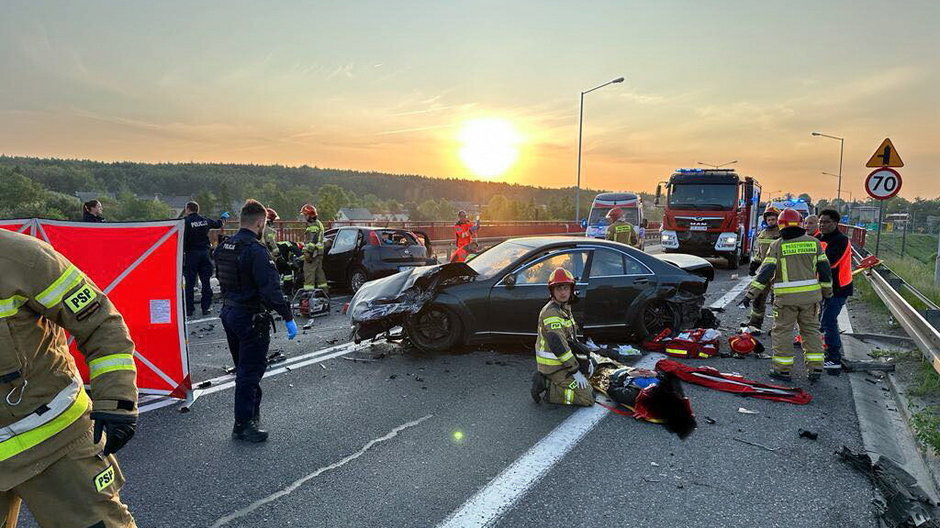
[183,201,229,317]
[816,209,853,375]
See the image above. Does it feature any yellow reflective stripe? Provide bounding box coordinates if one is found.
[0,389,90,462]
[88,354,136,380]
[762,257,777,265]
[750,281,766,291]
[780,258,789,282]
[0,296,27,318]
[536,356,563,366]
[556,351,573,362]
[817,254,829,262]
[780,241,817,256]
[775,284,822,295]
[805,353,825,361]
[666,348,688,356]
[772,356,795,365]
[36,265,84,308]
[819,282,832,288]
[564,388,573,405]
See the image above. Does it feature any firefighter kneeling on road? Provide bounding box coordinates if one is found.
[0,229,138,527]
[530,268,594,406]
[604,208,640,249]
[741,208,832,382]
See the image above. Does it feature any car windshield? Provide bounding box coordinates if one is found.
[588,207,639,225]
[668,184,737,211]
[466,241,531,280]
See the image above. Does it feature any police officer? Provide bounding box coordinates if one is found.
[744,207,781,334]
[0,229,138,527]
[530,268,594,406]
[182,201,230,317]
[742,208,832,382]
[300,204,328,294]
[605,208,640,248]
[214,200,297,442]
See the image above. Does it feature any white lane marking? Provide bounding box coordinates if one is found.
[438,353,665,528]
[186,316,220,325]
[209,414,433,528]
[709,275,753,310]
[138,341,372,413]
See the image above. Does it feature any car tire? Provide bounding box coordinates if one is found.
[727,249,741,269]
[634,300,679,340]
[405,304,463,354]
[349,267,368,293]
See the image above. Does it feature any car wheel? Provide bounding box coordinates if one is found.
[349,268,368,293]
[405,305,463,353]
[635,300,679,339]
[727,249,741,269]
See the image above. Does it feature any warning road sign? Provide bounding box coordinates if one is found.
[866,138,904,168]
[865,168,902,200]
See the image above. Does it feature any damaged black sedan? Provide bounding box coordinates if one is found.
[347,236,711,353]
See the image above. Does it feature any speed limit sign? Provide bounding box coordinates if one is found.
[865,168,902,200]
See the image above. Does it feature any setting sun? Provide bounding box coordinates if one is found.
[457,117,522,179]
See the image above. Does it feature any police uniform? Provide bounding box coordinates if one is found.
[746,228,832,378]
[746,225,781,329]
[605,219,640,248]
[534,301,594,406]
[183,212,224,316]
[213,228,294,429]
[0,229,138,528]
[302,219,327,292]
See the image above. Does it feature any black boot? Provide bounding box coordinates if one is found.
[232,419,269,442]
[530,372,546,404]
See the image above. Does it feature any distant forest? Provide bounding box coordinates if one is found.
[0,156,659,222]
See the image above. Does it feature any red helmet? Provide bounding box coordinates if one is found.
[729,333,758,355]
[763,206,780,220]
[300,204,317,217]
[606,208,623,221]
[778,208,802,228]
[266,208,279,222]
[547,267,576,290]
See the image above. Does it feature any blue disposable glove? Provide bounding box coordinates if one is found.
[285,320,298,340]
[220,211,231,220]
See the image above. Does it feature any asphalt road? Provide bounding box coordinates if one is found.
[17,257,879,527]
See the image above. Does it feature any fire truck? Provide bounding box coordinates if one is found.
[655,168,761,268]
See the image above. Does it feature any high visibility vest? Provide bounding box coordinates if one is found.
[821,239,853,289]
[454,221,474,248]
[755,227,780,261]
[535,301,579,375]
[760,235,830,305]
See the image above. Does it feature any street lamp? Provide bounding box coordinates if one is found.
[812,132,844,202]
[822,172,853,203]
[575,76,625,222]
[697,160,738,169]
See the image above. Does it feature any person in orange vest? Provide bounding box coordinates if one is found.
[450,241,480,263]
[816,209,853,375]
[454,210,479,252]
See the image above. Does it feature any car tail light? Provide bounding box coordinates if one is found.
[341,302,350,315]
[368,231,380,245]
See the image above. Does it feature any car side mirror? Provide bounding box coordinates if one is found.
[503,274,516,287]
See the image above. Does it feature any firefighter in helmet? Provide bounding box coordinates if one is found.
[300,204,328,294]
[263,208,280,258]
[742,208,832,382]
[744,207,781,334]
[530,267,594,406]
[0,229,139,526]
[604,208,640,248]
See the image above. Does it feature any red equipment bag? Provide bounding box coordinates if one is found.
[656,359,813,404]
[643,328,721,359]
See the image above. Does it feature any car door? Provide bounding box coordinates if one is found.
[485,249,591,337]
[583,248,657,337]
[323,227,361,283]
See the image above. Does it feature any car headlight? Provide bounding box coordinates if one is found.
[714,232,738,251]
[660,230,679,249]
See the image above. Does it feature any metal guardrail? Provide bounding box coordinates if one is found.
[856,246,940,373]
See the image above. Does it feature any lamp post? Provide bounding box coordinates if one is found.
[812,132,844,202]
[575,76,625,222]
[697,160,738,169]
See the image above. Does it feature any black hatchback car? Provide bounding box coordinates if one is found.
[323,227,437,292]
[348,236,713,353]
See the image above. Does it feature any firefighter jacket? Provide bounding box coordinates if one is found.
[754,225,781,263]
[454,220,476,249]
[818,229,853,297]
[535,301,580,376]
[0,230,138,489]
[747,227,833,305]
[263,224,279,257]
[303,219,325,259]
[605,220,639,248]
[183,213,224,252]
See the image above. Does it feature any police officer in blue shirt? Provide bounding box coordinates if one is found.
[214,199,298,442]
[183,201,230,317]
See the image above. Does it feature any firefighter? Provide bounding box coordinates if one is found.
[454,210,478,253]
[742,208,832,382]
[0,229,138,527]
[803,214,820,237]
[450,241,480,263]
[182,201,230,317]
[743,207,781,334]
[604,208,640,248]
[264,208,280,258]
[816,208,853,375]
[82,199,105,222]
[300,204,328,294]
[214,200,297,442]
[530,268,594,406]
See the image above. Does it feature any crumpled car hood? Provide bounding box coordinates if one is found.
[347,262,477,341]
[654,253,714,282]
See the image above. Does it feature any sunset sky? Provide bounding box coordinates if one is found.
[2,0,938,199]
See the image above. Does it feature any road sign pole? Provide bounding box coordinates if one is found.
[875,199,885,257]
[901,213,908,257]
[935,230,940,285]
